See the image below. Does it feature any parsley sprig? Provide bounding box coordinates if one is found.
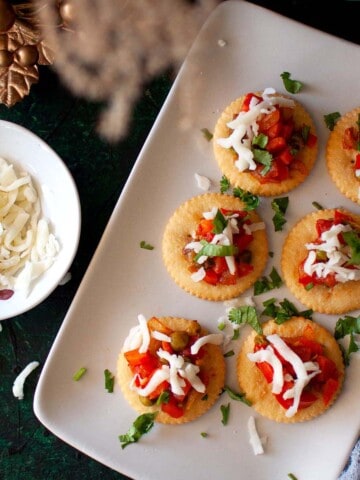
[228,306,263,334]
[254,267,282,295]
[334,315,360,364]
[219,175,260,211]
[262,297,313,324]
[224,385,251,406]
[324,112,341,131]
[119,412,157,449]
[271,197,289,231]
[280,71,303,94]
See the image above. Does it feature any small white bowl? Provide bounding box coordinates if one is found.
[0,120,81,320]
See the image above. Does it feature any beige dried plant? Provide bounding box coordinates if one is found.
[34,0,221,142]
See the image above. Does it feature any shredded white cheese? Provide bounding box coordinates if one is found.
[123,313,151,353]
[247,416,264,455]
[194,173,211,191]
[0,157,60,297]
[247,334,321,417]
[303,223,360,283]
[190,333,223,355]
[216,88,295,172]
[12,360,40,400]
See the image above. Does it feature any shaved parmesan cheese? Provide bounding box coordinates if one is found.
[216,88,295,172]
[0,157,60,297]
[195,173,211,191]
[12,360,39,400]
[190,333,224,355]
[247,416,264,455]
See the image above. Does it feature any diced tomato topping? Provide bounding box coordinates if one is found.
[315,355,339,383]
[343,126,358,150]
[161,395,185,418]
[333,209,353,225]
[355,153,360,170]
[315,218,334,236]
[257,108,281,132]
[276,147,294,165]
[241,93,262,112]
[147,380,169,400]
[256,361,273,383]
[322,378,339,406]
[196,218,214,237]
[306,132,317,148]
[124,349,160,378]
[203,269,218,285]
[233,232,253,251]
[266,136,287,154]
[219,270,237,285]
[236,262,254,278]
[212,256,228,275]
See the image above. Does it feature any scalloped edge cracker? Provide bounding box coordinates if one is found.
[326,107,360,204]
[162,193,268,301]
[117,316,226,425]
[237,317,344,423]
[213,94,318,196]
[281,208,360,314]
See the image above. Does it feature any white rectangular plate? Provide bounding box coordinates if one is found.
[34,2,360,479]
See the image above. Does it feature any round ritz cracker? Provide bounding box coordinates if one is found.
[213,93,318,196]
[237,317,345,423]
[281,208,360,314]
[162,192,268,301]
[117,316,226,425]
[326,107,360,204]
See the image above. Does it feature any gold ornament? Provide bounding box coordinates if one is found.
[0,0,53,107]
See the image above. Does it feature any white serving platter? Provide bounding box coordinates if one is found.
[34,2,360,479]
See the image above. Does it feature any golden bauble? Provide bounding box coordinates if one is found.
[15,45,39,67]
[59,0,76,25]
[0,0,15,33]
[0,49,12,67]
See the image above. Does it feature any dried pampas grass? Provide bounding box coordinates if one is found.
[34,0,220,142]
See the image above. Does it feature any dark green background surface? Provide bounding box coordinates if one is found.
[1,1,359,479]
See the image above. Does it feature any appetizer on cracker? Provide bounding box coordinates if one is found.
[117,315,225,424]
[213,88,318,196]
[281,208,360,314]
[162,193,268,301]
[326,107,360,204]
[237,317,344,423]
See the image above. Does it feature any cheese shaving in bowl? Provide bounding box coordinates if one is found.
[0,157,60,298]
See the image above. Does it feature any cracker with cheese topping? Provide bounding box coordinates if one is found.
[326,107,360,204]
[162,193,268,301]
[117,315,226,424]
[281,208,360,314]
[213,90,318,196]
[237,317,344,423]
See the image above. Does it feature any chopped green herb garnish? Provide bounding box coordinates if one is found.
[342,230,360,265]
[334,315,360,364]
[305,282,314,291]
[271,197,289,231]
[140,240,154,250]
[280,71,303,94]
[252,148,272,175]
[228,306,262,334]
[104,369,114,393]
[312,201,324,210]
[262,298,313,324]
[73,367,87,381]
[156,390,170,405]
[213,209,228,234]
[224,385,252,406]
[194,241,238,261]
[301,124,310,144]
[324,112,341,131]
[288,474,298,480]
[201,127,213,141]
[233,187,260,211]
[220,403,230,425]
[254,267,282,295]
[119,412,157,449]
[201,432,208,438]
[224,350,235,358]
[252,133,268,149]
[220,175,231,193]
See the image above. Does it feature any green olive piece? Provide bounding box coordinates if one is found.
[138,395,155,407]
[170,331,189,351]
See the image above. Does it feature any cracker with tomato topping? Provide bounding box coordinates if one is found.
[326,107,360,204]
[162,193,268,301]
[213,92,318,196]
[237,317,344,423]
[281,208,360,314]
[117,316,226,424]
